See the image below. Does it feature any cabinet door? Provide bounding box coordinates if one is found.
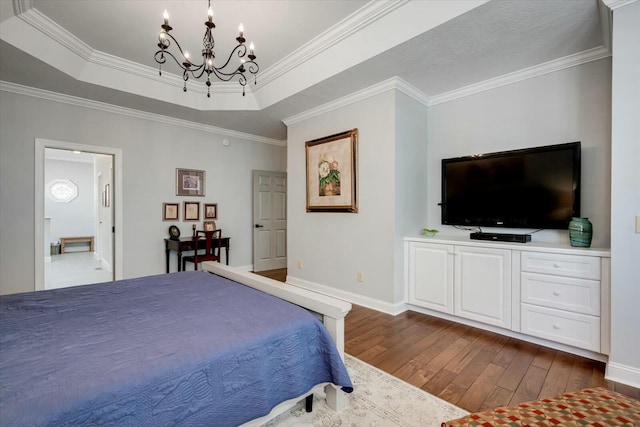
[454,246,511,328]
[408,242,454,314]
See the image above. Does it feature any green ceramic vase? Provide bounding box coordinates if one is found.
[568,217,593,247]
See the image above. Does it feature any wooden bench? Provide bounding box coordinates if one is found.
[60,236,94,254]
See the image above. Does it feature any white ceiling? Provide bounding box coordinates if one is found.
[0,0,609,142]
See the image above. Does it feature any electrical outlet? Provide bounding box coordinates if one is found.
[297,260,303,269]
[357,272,364,283]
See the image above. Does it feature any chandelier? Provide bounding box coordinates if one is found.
[154,0,259,98]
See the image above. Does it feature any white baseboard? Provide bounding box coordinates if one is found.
[236,264,253,272]
[286,275,405,315]
[606,361,640,389]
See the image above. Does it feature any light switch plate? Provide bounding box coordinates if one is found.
[636,216,640,233]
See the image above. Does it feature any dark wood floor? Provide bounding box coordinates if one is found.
[254,268,639,412]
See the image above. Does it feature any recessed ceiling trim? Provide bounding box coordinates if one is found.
[0,81,285,147]
[428,45,611,106]
[17,8,93,60]
[602,0,638,10]
[283,77,424,126]
[255,0,408,91]
[258,0,489,110]
[3,8,259,110]
[12,0,32,15]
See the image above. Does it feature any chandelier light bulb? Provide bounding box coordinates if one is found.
[238,23,244,38]
[249,42,255,54]
[208,6,213,22]
[159,31,165,40]
[184,51,190,60]
[163,9,169,26]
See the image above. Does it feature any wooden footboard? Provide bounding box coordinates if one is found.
[201,262,352,417]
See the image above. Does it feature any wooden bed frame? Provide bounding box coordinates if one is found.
[202,262,352,424]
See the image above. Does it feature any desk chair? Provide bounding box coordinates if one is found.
[182,229,222,271]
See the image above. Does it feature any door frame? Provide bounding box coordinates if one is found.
[35,138,123,290]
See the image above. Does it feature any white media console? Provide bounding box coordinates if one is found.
[404,235,610,359]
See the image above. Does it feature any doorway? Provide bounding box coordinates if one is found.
[35,139,123,291]
[43,148,113,289]
[252,170,287,272]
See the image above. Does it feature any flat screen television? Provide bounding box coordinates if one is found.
[441,142,581,229]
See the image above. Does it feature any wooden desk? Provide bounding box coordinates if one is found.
[164,237,230,273]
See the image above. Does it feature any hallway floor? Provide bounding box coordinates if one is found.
[45,251,113,290]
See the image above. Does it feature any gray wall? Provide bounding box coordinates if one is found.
[0,91,285,294]
[287,89,429,312]
[427,58,612,247]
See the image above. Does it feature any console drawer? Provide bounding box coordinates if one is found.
[521,272,600,315]
[521,252,600,280]
[521,304,600,351]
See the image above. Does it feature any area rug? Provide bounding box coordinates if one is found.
[443,387,640,427]
[265,354,468,426]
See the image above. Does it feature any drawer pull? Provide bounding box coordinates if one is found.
[553,324,560,330]
[553,291,560,296]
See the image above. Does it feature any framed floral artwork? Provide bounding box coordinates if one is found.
[183,201,200,221]
[305,128,358,212]
[176,168,205,197]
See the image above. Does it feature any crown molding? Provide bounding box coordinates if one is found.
[602,0,638,10]
[283,76,425,126]
[0,81,285,147]
[284,43,612,126]
[255,0,408,91]
[12,0,32,15]
[17,8,93,60]
[428,45,612,106]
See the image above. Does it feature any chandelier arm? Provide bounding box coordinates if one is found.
[209,68,245,82]
[213,44,247,71]
[244,61,259,75]
[155,50,207,77]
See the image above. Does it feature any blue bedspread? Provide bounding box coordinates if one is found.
[0,271,352,426]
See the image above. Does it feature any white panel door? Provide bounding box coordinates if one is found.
[454,246,512,328]
[253,170,287,272]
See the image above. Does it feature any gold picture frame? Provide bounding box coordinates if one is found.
[305,129,358,212]
[203,220,216,232]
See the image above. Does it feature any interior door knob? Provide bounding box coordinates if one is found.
[255,224,264,228]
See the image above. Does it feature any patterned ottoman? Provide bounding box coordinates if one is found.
[443,387,640,427]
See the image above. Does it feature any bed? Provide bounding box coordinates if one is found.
[0,263,353,426]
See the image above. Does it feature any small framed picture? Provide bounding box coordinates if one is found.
[183,201,200,221]
[163,202,179,221]
[176,168,205,197]
[204,203,218,219]
[203,220,216,232]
